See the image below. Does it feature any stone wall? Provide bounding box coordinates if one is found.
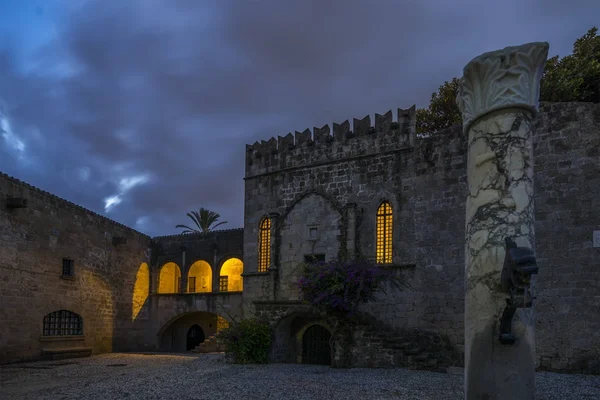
[243,101,600,373]
[152,229,244,294]
[0,172,151,364]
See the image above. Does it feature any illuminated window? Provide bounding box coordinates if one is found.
[258,217,271,272]
[221,258,244,291]
[219,276,229,292]
[376,201,393,264]
[187,260,212,293]
[158,262,182,294]
[43,310,83,336]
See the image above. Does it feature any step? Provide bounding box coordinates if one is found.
[41,347,92,361]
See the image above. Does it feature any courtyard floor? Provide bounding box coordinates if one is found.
[1,353,599,400]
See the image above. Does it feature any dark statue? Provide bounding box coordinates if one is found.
[499,237,539,345]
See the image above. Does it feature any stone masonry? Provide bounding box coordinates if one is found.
[242,101,600,373]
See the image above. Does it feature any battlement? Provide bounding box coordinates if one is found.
[245,105,416,178]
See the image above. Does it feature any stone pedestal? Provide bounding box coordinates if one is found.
[456,42,549,400]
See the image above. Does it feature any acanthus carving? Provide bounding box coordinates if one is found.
[456,42,549,133]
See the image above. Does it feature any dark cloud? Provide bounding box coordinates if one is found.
[0,0,599,236]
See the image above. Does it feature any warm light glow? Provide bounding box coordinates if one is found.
[258,217,271,272]
[217,315,230,332]
[376,201,393,264]
[187,260,212,293]
[220,258,243,292]
[158,262,181,293]
[132,262,150,320]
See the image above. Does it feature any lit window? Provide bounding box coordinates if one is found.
[376,201,393,264]
[219,276,229,292]
[258,217,271,272]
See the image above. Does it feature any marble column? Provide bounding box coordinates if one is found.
[456,42,549,400]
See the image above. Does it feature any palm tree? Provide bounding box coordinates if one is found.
[176,207,228,236]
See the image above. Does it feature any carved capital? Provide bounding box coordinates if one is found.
[456,42,549,133]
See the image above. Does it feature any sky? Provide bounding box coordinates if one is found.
[0,0,598,237]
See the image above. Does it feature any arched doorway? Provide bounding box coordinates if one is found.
[302,324,331,365]
[186,324,205,351]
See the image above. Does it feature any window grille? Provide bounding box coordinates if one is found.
[258,217,271,272]
[62,258,74,277]
[43,310,83,336]
[219,276,229,292]
[376,201,393,264]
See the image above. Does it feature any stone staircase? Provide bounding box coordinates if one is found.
[349,314,460,372]
[191,334,226,353]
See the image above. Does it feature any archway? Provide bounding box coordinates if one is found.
[158,312,228,352]
[220,258,243,292]
[186,324,205,351]
[187,260,212,293]
[158,262,181,294]
[302,324,331,365]
[132,262,150,320]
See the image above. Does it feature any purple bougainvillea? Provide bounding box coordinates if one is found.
[297,258,395,316]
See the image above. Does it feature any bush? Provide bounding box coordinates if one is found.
[296,258,398,317]
[216,317,272,364]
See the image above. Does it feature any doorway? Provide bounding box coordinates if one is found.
[302,324,331,365]
[186,324,205,351]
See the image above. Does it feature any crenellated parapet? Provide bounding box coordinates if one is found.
[245,105,416,177]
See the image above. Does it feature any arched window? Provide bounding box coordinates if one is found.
[158,262,181,293]
[376,201,393,264]
[258,217,271,272]
[220,258,244,292]
[187,260,212,293]
[43,310,83,336]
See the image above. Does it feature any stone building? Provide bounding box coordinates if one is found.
[0,101,598,374]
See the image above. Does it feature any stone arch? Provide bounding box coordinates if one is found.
[278,191,345,300]
[299,323,332,365]
[187,260,212,293]
[271,311,332,364]
[157,311,231,352]
[132,262,150,320]
[282,190,345,219]
[219,257,244,292]
[158,262,181,294]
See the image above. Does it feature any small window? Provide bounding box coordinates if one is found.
[219,276,229,292]
[304,254,326,264]
[43,310,83,336]
[188,277,196,293]
[62,258,74,277]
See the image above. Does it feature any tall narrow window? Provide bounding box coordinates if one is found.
[376,201,393,264]
[258,217,271,272]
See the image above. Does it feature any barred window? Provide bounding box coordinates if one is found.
[62,258,74,277]
[188,277,196,293]
[43,310,83,336]
[219,276,229,292]
[376,201,393,264]
[258,217,271,272]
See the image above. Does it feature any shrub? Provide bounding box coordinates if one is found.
[296,258,400,317]
[216,317,272,364]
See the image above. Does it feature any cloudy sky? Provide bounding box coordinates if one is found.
[0,0,597,237]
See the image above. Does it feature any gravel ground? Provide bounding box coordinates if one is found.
[1,353,599,400]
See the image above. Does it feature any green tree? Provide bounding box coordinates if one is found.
[415,77,461,134]
[540,26,600,103]
[175,207,228,235]
[416,26,600,134]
